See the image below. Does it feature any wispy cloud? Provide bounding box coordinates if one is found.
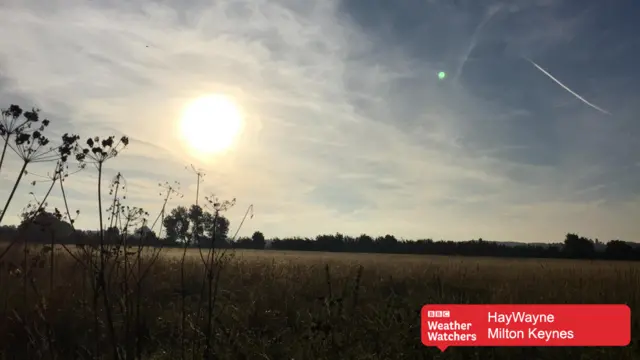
[0,0,639,242]
[525,57,611,115]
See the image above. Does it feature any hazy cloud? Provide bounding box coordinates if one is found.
[0,0,638,242]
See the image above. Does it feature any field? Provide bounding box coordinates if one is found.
[0,246,638,359]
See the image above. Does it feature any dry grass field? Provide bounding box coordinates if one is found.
[0,246,638,359]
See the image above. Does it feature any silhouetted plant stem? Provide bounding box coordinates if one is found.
[203,211,217,359]
[180,238,188,360]
[135,247,143,360]
[200,195,237,360]
[96,161,119,360]
[22,220,28,333]
[0,161,69,264]
[98,162,105,262]
[0,139,9,176]
[36,167,58,214]
[230,204,253,242]
[49,228,54,293]
[35,171,59,293]
[58,176,88,267]
[0,160,28,225]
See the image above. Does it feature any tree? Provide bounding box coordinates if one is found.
[563,233,595,258]
[233,236,253,248]
[316,233,344,251]
[378,234,398,252]
[606,240,634,260]
[18,210,73,243]
[251,231,266,249]
[197,211,228,241]
[163,206,190,243]
[162,204,230,247]
[187,204,206,242]
[105,226,120,243]
[356,234,374,251]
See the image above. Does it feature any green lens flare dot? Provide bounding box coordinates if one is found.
[438,71,446,80]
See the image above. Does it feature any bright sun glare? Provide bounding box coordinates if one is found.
[180,94,243,155]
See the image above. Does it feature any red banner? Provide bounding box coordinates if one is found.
[421,304,630,351]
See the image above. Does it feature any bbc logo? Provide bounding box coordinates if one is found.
[428,310,450,318]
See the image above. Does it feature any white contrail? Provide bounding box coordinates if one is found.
[525,57,611,115]
[453,4,504,85]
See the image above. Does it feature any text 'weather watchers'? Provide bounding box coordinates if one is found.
[421,304,630,351]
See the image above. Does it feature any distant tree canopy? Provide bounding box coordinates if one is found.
[17,210,73,242]
[605,240,635,260]
[162,204,230,247]
[229,232,640,261]
[251,231,265,248]
[5,209,158,246]
[2,213,639,262]
[563,233,596,258]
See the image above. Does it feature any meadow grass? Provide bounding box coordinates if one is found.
[0,246,638,359]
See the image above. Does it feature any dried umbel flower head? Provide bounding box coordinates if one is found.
[204,194,236,213]
[1,105,49,138]
[1,105,78,164]
[75,135,130,166]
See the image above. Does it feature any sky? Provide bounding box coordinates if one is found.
[0,0,639,243]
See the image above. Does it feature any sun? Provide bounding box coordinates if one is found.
[179,94,243,155]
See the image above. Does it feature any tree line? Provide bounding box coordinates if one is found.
[233,231,640,261]
[1,202,638,261]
